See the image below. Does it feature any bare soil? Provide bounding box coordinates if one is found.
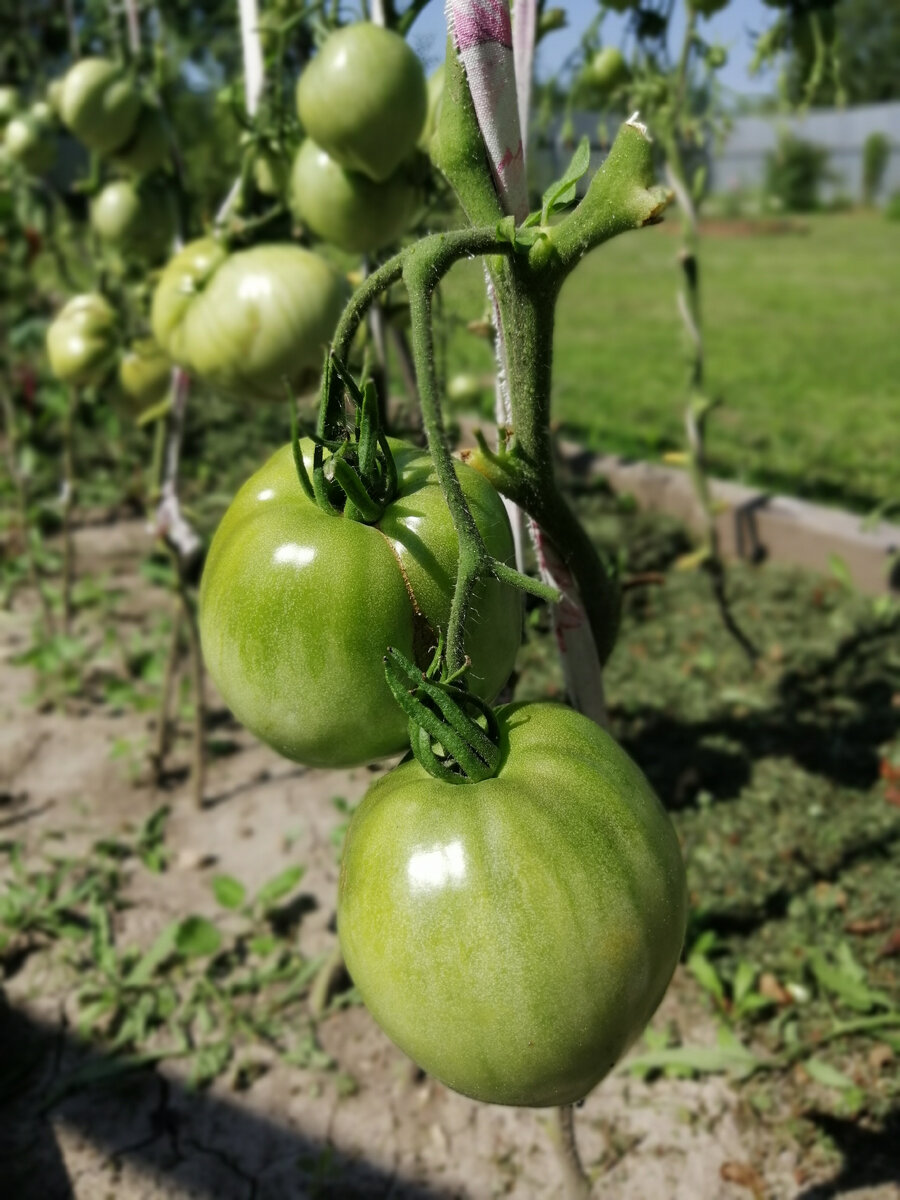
[0,522,897,1200]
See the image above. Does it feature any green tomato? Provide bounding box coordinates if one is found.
[46,293,119,386]
[0,85,18,127]
[289,139,420,254]
[112,104,170,175]
[152,240,348,401]
[296,23,427,183]
[60,57,141,156]
[199,438,523,767]
[586,47,631,93]
[89,179,175,261]
[117,339,171,410]
[4,114,55,174]
[339,701,687,1107]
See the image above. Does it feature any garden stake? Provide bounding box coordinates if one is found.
[661,8,758,664]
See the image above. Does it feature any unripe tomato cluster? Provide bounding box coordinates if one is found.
[202,441,686,1106]
[58,57,167,173]
[290,23,427,253]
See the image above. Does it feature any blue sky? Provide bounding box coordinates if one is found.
[409,0,779,96]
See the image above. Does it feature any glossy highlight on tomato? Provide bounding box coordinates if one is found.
[338,701,687,1107]
[199,439,523,768]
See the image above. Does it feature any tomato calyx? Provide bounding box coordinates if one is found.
[384,645,501,785]
[291,353,398,524]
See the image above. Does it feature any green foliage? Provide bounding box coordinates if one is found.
[862,131,890,206]
[885,191,900,221]
[765,133,830,213]
[0,824,335,1100]
[438,214,900,511]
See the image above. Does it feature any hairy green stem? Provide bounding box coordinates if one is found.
[403,248,514,675]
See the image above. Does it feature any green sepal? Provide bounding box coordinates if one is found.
[288,392,315,503]
[384,647,501,785]
[331,457,383,524]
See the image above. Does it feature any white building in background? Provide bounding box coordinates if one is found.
[533,101,900,205]
[711,101,900,202]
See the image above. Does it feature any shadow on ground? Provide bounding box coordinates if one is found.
[616,619,900,811]
[0,997,448,1200]
[796,1110,900,1199]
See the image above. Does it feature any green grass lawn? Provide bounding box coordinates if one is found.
[437,212,900,512]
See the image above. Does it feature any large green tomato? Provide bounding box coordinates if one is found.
[339,702,687,1107]
[4,113,55,174]
[112,103,169,175]
[60,58,141,156]
[289,139,420,254]
[89,179,175,261]
[46,293,119,386]
[199,439,523,767]
[296,23,427,183]
[151,240,348,400]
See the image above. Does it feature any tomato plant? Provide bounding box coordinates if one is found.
[296,23,427,183]
[46,293,119,386]
[151,240,349,400]
[199,437,523,768]
[59,57,142,156]
[289,139,420,253]
[338,701,687,1106]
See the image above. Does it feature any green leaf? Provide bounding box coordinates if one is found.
[804,1057,857,1091]
[212,874,246,910]
[807,948,891,1013]
[733,960,757,1007]
[125,921,181,985]
[828,553,854,590]
[688,952,725,1004]
[255,865,304,912]
[174,916,222,958]
[541,136,591,222]
[627,1024,763,1081]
